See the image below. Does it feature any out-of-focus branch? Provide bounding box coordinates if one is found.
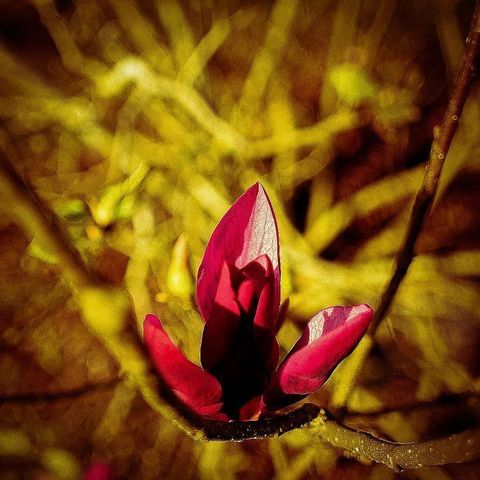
[345,389,480,417]
[0,160,92,289]
[332,0,480,409]
[0,378,122,404]
[0,45,358,165]
[177,18,231,86]
[0,427,82,478]
[2,157,480,470]
[244,110,360,160]
[230,0,300,129]
[31,0,105,79]
[0,157,205,440]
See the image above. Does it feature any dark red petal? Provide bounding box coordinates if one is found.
[200,262,241,370]
[252,257,275,332]
[239,395,264,421]
[251,256,279,370]
[237,278,256,313]
[265,304,373,407]
[202,255,278,418]
[197,183,280,325]
[144,314,224,417]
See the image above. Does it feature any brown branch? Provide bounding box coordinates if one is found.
[203,408,480,472]
[2,153,480,469]
[0,160,92,289]
[309,410,480,472]
[333,0,480,409]
[203,404,321,441]
[0,378,122,405]
[371,0,480,334]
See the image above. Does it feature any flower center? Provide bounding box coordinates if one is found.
[201,256,278,420]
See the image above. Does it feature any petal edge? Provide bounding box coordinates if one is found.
[196,183,281,324]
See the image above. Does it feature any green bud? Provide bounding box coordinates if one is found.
[166,234,193,299]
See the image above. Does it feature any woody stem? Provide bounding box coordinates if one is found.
[335,0,480,409]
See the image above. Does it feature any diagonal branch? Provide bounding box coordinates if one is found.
[0,160,91,289]
[371,0,480,335]
[332,0,480,409]
[0,156,204,439]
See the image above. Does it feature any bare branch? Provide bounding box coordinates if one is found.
[309,410,480,472]
[372,0,480,336]
[203,404,321,441]
[333,0,480,409]
[0,378,122,405]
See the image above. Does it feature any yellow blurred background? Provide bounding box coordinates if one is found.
[0,0,479,478]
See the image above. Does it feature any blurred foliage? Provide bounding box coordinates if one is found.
[0,0,479,478]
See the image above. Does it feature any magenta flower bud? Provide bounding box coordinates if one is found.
[144,183,373,420]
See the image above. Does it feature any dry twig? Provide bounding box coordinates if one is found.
[332,0,480,409]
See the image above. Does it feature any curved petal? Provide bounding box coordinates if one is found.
[197,183,280,325]
[144,314,224,417]
[265,304,373,407]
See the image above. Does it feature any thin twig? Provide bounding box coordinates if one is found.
[0,378,122,404]
[333,0,480,408]
[0,160,92,289]
[371,0,480,334]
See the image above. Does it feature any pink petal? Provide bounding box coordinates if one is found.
[239,395,264,421]
[237,278,256,313]
[144,314,224,417]
[265,304,373,407]
[197,183,280,325]
[201,262,241,370]
[250,256,279,370]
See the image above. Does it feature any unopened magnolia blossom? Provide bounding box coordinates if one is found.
[144,183,373,421]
